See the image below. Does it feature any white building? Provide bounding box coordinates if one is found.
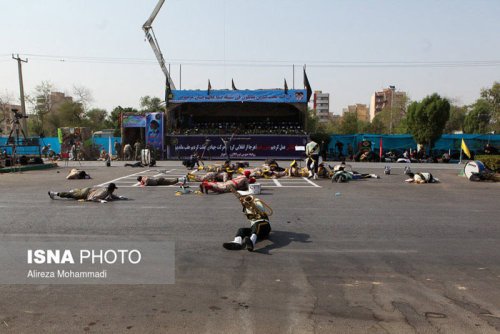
[313,91,330,122]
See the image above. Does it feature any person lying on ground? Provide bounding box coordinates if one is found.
[317,163,335,178]
[466,161,500,182]
[187,170,231,182]
[262,159,286,172]
[66,168,91,179]
[332,170,380,183]
[198,160,232,173]
[48,183,127,203]
[330,161,379,182]
[137,175,186,186]
[124,159,156,168]
[285,160,310,177]
[200,171,255,194]
[182,154,202,170]
[405,172,439,184]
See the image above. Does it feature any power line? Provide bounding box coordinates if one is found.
[8,53,500,68]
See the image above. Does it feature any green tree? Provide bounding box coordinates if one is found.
[314,116,341,135]
[393,116,409,134]
[463,99,491,134]
[140,96,164,113]
[305,108,319,133]
[29,81,55,136]
[338,112,359,134]
[301,108,332,155]
[358,120,372,134]
[371,95,409,134]
[47,100,86,131]
[108,106,139,136]
[369,114,388,134]
[444,105,467,133]
[85,108,109,131]
[406,93,450,149]
[0,93,15,134]
[479,82,499,133]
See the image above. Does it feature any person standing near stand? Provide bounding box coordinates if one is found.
[335,140,344,160]
[220,133,235,160]
[306,138,320,180]
[134,140,142,161]
[114,141,122,160]
[123,143,133,161]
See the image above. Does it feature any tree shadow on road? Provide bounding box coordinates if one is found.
[256,230,311,255]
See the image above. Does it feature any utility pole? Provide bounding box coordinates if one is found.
[12,54,28,135]
[389,85,396,134]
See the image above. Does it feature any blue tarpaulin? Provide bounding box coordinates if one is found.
[0,136,121,155]
[328,134,500,156]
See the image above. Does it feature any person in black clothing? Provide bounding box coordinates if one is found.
[335,141,344,159]
[484,143,498,155]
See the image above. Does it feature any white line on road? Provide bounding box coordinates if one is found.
[302,177,321,188]
[272,179,283,187]
[94,170,152,187]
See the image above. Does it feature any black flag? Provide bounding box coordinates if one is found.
[208,80,212,95]
[231,79,237,90]
[165,78,172,107]
[284,79,289,95]
[303,68,312,102]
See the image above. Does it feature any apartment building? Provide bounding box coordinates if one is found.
[313,90,330,122]
[342,104,370,122]
[36,92,73,114]
[369,86,407,121]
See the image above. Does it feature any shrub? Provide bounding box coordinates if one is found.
[475,155,500,171]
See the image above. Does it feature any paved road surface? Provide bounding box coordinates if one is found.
[0,161,499,333]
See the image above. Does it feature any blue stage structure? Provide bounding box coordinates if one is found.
[163,88,310,159]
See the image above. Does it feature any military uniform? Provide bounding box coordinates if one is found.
[49,183,126,202]
[57,187,119,201]
[201,175,252,194]
[139,176,179,186]
[223,195,272,252]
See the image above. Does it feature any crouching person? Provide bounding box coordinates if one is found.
[48,183,127,203]
[223,191,272,252]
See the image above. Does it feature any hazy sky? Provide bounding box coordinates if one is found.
[1,0,499,115]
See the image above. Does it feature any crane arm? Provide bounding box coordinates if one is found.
[143,0,165,30]
[142,0,176,89]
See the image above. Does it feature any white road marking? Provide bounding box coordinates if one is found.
[94,170,152,187]
[302,177,321,187]
[97,169,321,188]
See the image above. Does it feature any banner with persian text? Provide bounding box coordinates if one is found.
[167,135,308,159]
[171,89,308,104]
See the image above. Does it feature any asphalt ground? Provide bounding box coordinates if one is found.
[0,160,499,333]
